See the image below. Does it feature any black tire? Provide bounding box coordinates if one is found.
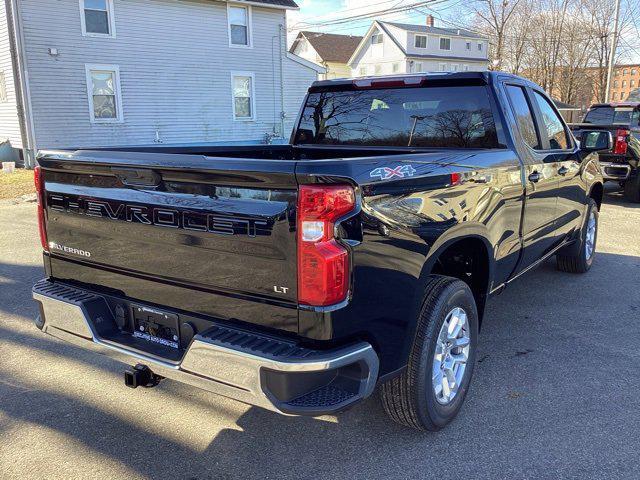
[381,276,478,431]
[556,198,598,274]
[623,173,640,203]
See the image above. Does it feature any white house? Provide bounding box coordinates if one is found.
[349,17,489,77]
[0,0,324,166]
[289,31,361,80]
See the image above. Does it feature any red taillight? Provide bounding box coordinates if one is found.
[34,166,49,251]
[297,185,355,306]
[614,129,629,155]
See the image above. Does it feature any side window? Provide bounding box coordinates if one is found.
[81,0,115,37]
[85,65,123,123]
[228,4,251,47]
[631,109,640,127]
[505,85,540,150]
[532,91,570,150]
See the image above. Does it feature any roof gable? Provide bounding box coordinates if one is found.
[290,31,362,64]
[347,21,405,65]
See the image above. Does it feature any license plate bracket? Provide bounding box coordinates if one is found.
[131,305,180,350]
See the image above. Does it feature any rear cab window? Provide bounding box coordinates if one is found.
[294,85,503,148]
[583,106,634,125]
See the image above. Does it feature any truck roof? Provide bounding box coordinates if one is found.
[589,102,640,108]
[310,71,542,90]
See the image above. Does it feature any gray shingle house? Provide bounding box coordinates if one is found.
[0,0,323,166]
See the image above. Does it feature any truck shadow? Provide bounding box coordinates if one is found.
[602,183,640,208]
[2,248,640,478]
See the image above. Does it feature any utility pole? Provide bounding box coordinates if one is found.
[604,0,621,102]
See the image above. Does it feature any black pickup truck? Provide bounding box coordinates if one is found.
[32,72,608,431]
[569,102,640,202]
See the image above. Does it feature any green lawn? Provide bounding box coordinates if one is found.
[0,168,35,200]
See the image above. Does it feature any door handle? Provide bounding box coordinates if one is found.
[558,166,569,176]
[528,172,541,183]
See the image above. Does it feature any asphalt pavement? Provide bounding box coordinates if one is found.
[1,186,639,480]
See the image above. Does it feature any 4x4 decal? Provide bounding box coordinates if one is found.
[370,165,417,181]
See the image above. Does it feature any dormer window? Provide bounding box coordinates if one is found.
[439,37,451,50]
[371,32,383,45]
[477,42,483,51]
[415,35,427,48]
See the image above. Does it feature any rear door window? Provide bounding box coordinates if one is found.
[294,85,502,148]
[531,91,570,150]
[504,85,541,150]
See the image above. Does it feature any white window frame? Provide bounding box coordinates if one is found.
[392,63,400,73]
[85,64,123,124]
[451,63,459,72]
[374,64,382,74]
[359,66,367,76]
[227,3,253,48]
[477,42,483,51]
[439,63,447,71]
[371,32,383,45]
[414,35,427,49]
[462,64,469,72]
[79,0,116,38]
[414,62,423,73]
[439,37,451,51]
[231,71,256,122]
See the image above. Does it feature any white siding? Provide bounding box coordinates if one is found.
[0,4,22,149]
[350,26,405,77]
[18,0,316,148]
[405,32,488,60]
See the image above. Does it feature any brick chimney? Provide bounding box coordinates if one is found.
[426,15,435,27]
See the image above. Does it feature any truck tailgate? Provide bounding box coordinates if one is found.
[38,151,300,333]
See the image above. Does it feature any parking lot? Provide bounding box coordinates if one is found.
[1,185,639,480]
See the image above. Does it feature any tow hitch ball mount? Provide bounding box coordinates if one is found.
[124,364,163,389]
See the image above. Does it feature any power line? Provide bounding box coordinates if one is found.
[291,0,440,30]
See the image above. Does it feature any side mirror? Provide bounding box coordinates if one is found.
[580,130,613,153]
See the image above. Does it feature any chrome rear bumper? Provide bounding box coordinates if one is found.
[33,280,379,416]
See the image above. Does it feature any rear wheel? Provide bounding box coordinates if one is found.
[623,173,640,203]
[381,276,478,431]
[556,198,598,273]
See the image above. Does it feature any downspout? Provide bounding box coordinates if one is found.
[5,0,35,167]
[278,23,285,139]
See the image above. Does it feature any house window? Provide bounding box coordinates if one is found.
[374,64,382,74]
[85,65,122,123]
[80,0,115,37]
[623,69,628,75]
[632,69,637,75]
[462,64,469,71]
[439,63,447,71]
[439,38,451,50]
[228,4,251,47]
[0,71,7,103]
[477,43,483,51]
[371,33,383,45]
[466,42,471,50]
[614,80,619,87]
[632,80,636,87]
[392,63,400,73]
[451,64,459,72]
[622,80,627,87]
[414,62,423,73]
[415,35,427,48]
[232,72,255,120]
[612,92,617,100]
[359,66,366,76]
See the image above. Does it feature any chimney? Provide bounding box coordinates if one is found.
[426,15,435,27]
